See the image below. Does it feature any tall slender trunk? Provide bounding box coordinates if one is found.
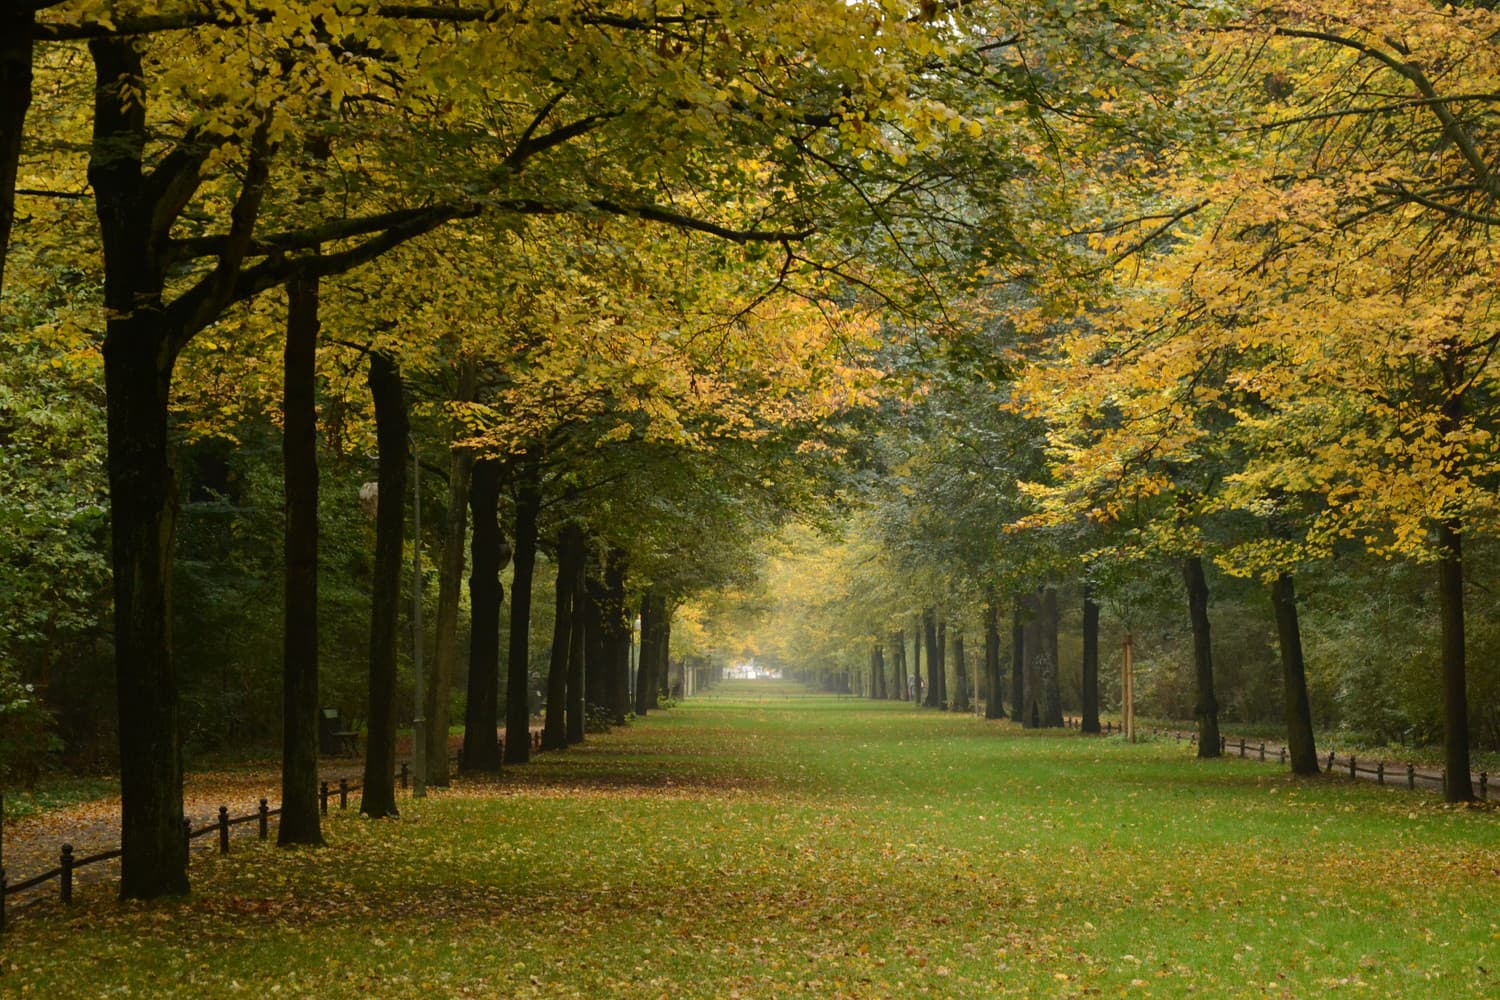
[935,620,948,708]
[426,364,478,786]
[461,458,504,773]
[566,535,587,743]
[542,529,575,751]
[504,472,541,765]
[360,353,406,818]
[952,630,970,712]
[1040,587,1062,727]
[278,274,323,846]
[984,597,1003,720]
[891,630,908,701]
[636,592,657,715]
[93,38,188,899]
[922,610,940,708]
[604,551,630,725]
[1437,521,1474,801]
[657,602,674,701]
[1271,573,1319,776]
[1183,555,1220,758]
[910,617,923,706]
[0,5,34,297]
[1010,596,1025,724]
[1080,582,1100,735]
[1021,592,1041,728]
[583,556,609,722]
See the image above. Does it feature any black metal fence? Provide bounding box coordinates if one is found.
[0,730,545,931]
[1062,715,1491,798]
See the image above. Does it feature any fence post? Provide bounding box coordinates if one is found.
[339,777,349,810]
[60,845,73,905]
[1220,735,1227,755]
[1349,756,1357,780]
[259,799,269,841]
[1238,738,1246,758]
[1326,751,1336,773]
[320,781,329,816]
[1481,772,1488,801]
[1407,763,1415,790]
[1377,761,1385,785]
[1259,743,1266,762]
[1279,747,1286,765]
[400,762,409,790]
[218,806,230,855]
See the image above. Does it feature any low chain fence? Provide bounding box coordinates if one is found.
[0,729,544,931]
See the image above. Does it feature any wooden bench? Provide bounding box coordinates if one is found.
[319,708,361,756]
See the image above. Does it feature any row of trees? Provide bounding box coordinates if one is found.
[712,1,1500,805]
[5,0,1213,898]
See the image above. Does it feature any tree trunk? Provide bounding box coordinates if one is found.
[1271,572,1319,776]
[952,630,970,712]
[922,609,940,708]
[93,38,188,899]
[542,528,575,751]
[1040,587,1062,727]
[636,591,657,715]
[892,630,908,702]
[426,364,477,786]
[461,458,504,773]
[984,598,1003,720]
[583,555,609,723]
[1010,596,1025,725]
[0,5,34,298]
[1437,522,1475,801]
[360,352,406,818]
[935,620,948,709]
[504,472,541,765]
[1081,582,1101,734]
[658,603,674,700]
[1021,592,1041,728]
[910,617,923,706]
[566,537,587,743]
[1183,555,1221,758]
[278,273,323,846]
[604,550,630,725]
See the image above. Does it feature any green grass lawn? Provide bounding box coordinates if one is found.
[4,680,1497,998]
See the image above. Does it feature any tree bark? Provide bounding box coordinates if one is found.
[910,617,923,706]
[603,550,631,725]
[542,528,575,751]
[935,620,948,709]
[566,535,587,743]
[1040,587,1062,727]
[1080,582,1101,735]
[92,38,188,899]
[952,630,970,712]
[583,554,609,723]
[426,364,478,786]
[892,630,908,702]
[1437,521,1475,801]
[922,609,940,708]
[1183,555,1221,758]
[1010,596,1025,725]
[504,471,541,765]
[278,273,324,846]
[360,352,406,818]
[984,597,1003,720]
[461,458,505,773]
[636,591,657,715]
[0,4,34,298]
[1271,573,1319,776]
[1021,593,1041,728]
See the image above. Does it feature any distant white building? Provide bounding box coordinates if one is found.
[723,659,781,680]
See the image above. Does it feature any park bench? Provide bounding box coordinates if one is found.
[319,708,361,756]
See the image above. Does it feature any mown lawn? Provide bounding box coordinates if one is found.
[3,681,1496,998]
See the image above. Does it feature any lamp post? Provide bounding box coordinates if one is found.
[411,437,426,798]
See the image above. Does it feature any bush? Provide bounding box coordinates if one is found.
[0,656,58,789]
